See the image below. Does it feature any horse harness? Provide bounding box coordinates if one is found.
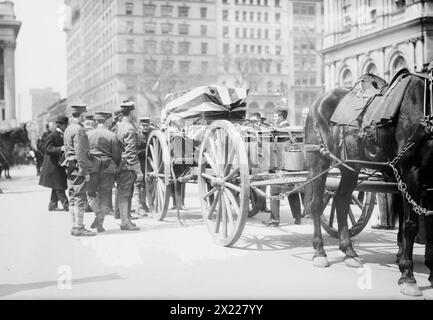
[313,67,433,216]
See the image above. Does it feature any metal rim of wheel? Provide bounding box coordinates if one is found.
[198,120,250,247]
[145,130,171,221]
[320,191,376,238]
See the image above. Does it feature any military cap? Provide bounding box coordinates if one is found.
[94,112,112,121]
[139,116,151,123]
[70,104,87,114]
[85,114,95,121]
[120,100,135,110]
[56,115,69,125]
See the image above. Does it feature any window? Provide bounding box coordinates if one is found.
[201,7,207,18]
[179,6,190,18]
[223,26,229,38]
[161,23,173,34]
[201,42,208,54]
[127,58,134,73]
[342,0,351,29]
[125,2,133,15]
[161,5,173,17]
[391,56,407,76]
[277,62,282,74]
[222,0,229,4]
[126,21,134,33]
[267,81,273,92]
[126,39,134,52]
[243,44,247,54]
[365,63,378,75]
[341,68,353,87]
[144,22,156,34]
[264,12,268,22]
[162,60,174,72]
[250,45,255,53]
[143,4,156,16]
[264,29,269,39]
[235,28,239,38]
[275,0,280,7]
[394,0,406,11]
[275,13,280,22]
[161,40,174,54]
[258,45,262,54]
[143,40,156,54]
[223,9,229,20]
[257,12,261,21]
[242,11,247,21]
[179,61,190,73]
[250,28,254,38]
[201,25,207,36]
[144,59,157,73]
[179,41,190,54]
[235,44,240,53]
[275,29,281,40]
[243,28,247,38]
[178,23,190,35]
[276,45,281,55]
[250,12,254,21]
[235,11,239,20]
[257,29,261,38]
[223,43,229,54]
[201,61,208,73]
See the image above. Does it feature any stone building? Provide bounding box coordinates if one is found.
[322,0,433,91]
[64,0,324,124]
[0,1,21,130]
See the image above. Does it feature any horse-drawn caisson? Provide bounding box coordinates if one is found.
[144,64,433,297]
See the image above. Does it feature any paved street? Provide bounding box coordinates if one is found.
[0,166,432,300]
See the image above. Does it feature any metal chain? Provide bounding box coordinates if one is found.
[388,140,433,216]
[250,182,297,201]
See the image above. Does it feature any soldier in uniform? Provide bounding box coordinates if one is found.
[110,109,123,218]
[83,115,96,132]
[136,116,152,215]
[263,108,303,227]
[87,112,121,232]
[63,104,96,236]
[116,101,142,231]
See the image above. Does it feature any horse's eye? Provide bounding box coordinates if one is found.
[372,81,379,89]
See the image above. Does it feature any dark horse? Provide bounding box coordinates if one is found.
[0,125,30,180]
[304,68,433,297]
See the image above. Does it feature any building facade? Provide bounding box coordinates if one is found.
[29,87,61,119]
[65,0,323,124]
[0,1,21,130]
[323,0,433,91]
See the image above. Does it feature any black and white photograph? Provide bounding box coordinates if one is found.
[1,0,433,304]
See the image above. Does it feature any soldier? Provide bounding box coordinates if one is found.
[263,108,302,227]
[110,109,123,218]
[116,101,142,231]
[136,117,152,215]
[84,115,96,132]
[87,112,121,232]
[63,104,96,236]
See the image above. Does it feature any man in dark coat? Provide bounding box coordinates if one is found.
[39,116,69,211]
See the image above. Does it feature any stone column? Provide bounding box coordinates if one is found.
[3,41,16,125]
[324,63,331,91]
[415,37,424,71]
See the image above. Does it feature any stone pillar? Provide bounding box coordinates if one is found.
[415,38,424,72]
[3,41,16,124]
[324,63,331,91]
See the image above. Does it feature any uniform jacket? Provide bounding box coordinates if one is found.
[63,118,92,176]
[38,128,68,190]
[88,124,121,173]
[116,118,141,174]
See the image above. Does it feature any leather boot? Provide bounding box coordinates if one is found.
[120,221,140,231]
[119,202,140,231]
[72,227,96,236]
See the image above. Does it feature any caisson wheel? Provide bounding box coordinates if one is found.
[145,130,171,221]
[198,120,250,247]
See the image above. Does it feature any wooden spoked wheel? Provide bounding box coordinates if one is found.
[320,190,376,238]
[198,120,250,247]
[145,130,171,221]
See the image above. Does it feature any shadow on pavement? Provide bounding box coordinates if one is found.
[0,273,124,298]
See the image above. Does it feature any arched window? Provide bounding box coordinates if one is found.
[391,55,407,77]
[248,102,260,111]
[365,63,378,75]
[340,68,353,88]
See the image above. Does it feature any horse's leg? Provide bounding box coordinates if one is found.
[398,169,422,296]
[306,152,331,268]
[335,169,362,268]
[424,214,433,287]
[393,194,404,264]
[6,167,10,179]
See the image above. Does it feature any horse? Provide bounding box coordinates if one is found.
[304,68,433,297]
[0,125,30,180]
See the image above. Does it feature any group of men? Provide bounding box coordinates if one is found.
[39,101,151,236]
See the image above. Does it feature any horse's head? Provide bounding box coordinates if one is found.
[10,125,30,145]
[359,73,388,96]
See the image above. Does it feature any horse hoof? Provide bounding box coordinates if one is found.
[313,256,330,268]
[400,283,422,297]
[344,257,363,268]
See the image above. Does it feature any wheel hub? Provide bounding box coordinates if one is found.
[212,177,225,189]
